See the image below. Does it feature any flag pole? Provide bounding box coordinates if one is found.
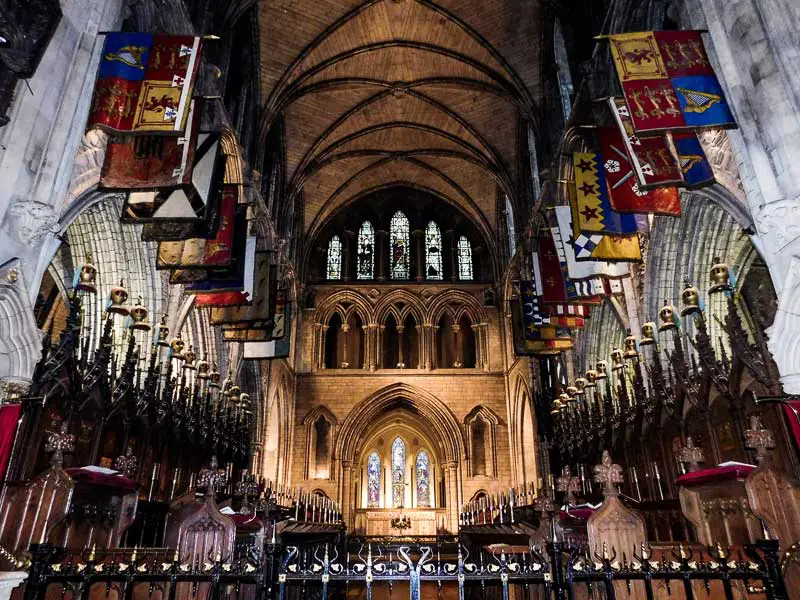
[594,29,708,40]
[97,32,221,40]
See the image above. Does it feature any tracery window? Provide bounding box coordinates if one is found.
[357,221,374,280]
[390,212,410,280]
[457,236,473,281]
[416,450,431,507]
[326,235,342,280]
[425,221,443,280]
[367,452,381,508]
[391,437,406,508]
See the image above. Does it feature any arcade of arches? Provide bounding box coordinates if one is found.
[1,0,800,596]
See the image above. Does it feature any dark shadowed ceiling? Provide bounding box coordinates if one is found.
[257,0,545,248]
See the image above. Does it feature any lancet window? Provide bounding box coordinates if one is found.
[425,221,443,280]
[357,221,374,280]
[416,450,431,507]
[457,236,473,281]
[326,235,342,280]
[391,437,406,508]
[390,212,410,280]
[367,452,381,508]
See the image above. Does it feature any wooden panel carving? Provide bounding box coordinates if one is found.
[176,496,236,566]
[745,465,800,547]
[0,466,73,553]
[745,464,800,600]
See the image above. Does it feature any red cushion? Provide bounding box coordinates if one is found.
[65,468,140,493]
[785,400,800,451]
[675,464,755,487]
[559,507,595,520]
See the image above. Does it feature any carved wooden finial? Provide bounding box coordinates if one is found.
[593,450,623,496]
[556,466,580,505]
[45,422,75,469]
[677,437,705,472]
[198,455,227,498]
[744,415,775,465]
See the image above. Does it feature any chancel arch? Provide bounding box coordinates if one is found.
[335,383,465,531]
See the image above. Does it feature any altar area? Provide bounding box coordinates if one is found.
[353,508,448,536]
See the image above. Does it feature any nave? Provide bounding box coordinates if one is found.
[0,0,799,599]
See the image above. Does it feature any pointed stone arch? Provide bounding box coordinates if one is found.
[463,405,501,478]
[303,405,338,480]
[334,382,466,530]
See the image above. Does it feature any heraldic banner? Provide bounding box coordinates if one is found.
[88,33,203,134]
[608,30,736,134]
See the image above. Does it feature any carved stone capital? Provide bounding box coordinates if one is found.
[6,200,57,244]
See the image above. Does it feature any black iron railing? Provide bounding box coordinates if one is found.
[19,538,790,600]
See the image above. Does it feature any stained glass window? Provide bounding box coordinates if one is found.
[390,212,410,280]
[357,221,374,280]
[457,236,473,281]
[391,437,406,508]
[416,450,431,507]
[367,452,381,508]
[326,235,342,280]
[425,221,443,280]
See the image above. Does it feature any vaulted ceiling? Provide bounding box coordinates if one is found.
[257,0,545,249]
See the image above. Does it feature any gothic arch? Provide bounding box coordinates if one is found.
[463,405,501,478]
[0,259,43,380]
[427,289,487,327]
[334,383,465,465]
[261,374,291,484]
[373,289,426,326]
[303,406,338,480]
[315,288,375,326]
[512,375,537,488]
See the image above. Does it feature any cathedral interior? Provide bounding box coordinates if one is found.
[0,0,798,598]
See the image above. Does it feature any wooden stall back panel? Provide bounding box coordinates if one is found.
[173,498,235,600]
[745,465,800,600]
[0,468,73,553]
[588,496,647,599]
[47,489,139,550]
[163,491,201,548]
[679,481,762,547]
[176,497,236,567]
[745,466,800,546]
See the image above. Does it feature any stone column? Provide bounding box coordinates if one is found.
[361,324,370,370]
[452,324,464,368]
[367,324,378,371]
[376,230,388,281]
[444,461,460,532]
[342,230,354,281]
[340,461,355,530]
[678,0,800,393]
[421,324,434,370]
[314,323,328,369]
[471,323,483,370]
[339,323,350,369]
[412,229,424,281]
[430,325,439,369]
[472,246,483,282]
[396,325,406,368]
[443,230,456,282]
